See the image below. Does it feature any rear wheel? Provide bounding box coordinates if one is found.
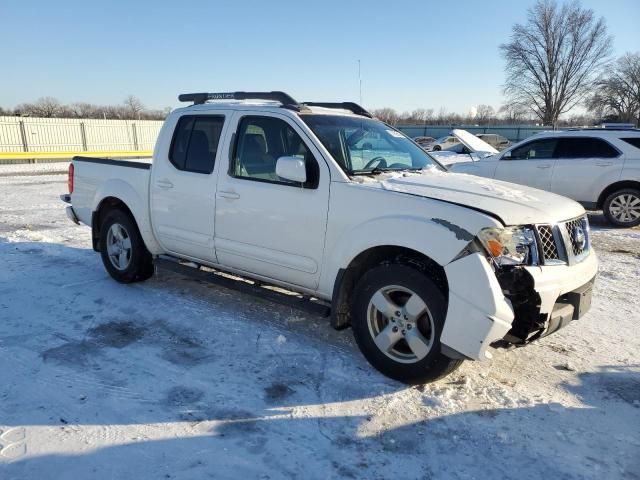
[603,189,640,227]
[99,209,154,283]
[351,264,462,384]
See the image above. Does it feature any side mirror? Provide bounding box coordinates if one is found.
[276,156,307,183]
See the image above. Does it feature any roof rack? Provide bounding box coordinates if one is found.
[303,102,373,118]
[178,91,374,118]
[178,91,305,111]
[565,127,640,132]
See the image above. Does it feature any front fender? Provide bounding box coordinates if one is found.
[318,211,497,297]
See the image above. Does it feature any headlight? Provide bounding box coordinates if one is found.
[477,226,539,266]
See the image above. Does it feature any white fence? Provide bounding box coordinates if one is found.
[0,116,163,154]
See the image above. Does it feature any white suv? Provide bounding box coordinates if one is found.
[450,129,640,227]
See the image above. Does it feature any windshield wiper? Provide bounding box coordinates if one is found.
[350,167,386,176]
[350,167,423,176]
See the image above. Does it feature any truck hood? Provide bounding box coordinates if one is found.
[451,129,499,155]
[352,168,584,225]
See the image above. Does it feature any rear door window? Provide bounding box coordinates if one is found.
[169,115,225,174]
[554,137,619,159]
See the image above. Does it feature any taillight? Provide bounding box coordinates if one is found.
[68,163,74,194]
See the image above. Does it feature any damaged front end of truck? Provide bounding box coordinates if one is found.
[439,216,597,361]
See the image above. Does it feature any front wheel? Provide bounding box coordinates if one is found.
[603,189,640,227]
[99,209,154,283]
[351,264,462,384]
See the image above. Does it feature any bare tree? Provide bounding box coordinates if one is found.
[586,52,640,125]
[435,107,448,125]
[371,107,400,125]
[4,97,169,120]
[499,102,530,123]
[15,97,62,117]
[475,104,496,125]
[123,95,144,119]
[410,108,427,123]
[501,0,612,126]
[69,102,98,118]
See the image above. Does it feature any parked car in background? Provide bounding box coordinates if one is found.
[430,135,463,152]
[429,129,498,165]
[413,136,435,149]
[450,129,640,227]
[476,133,512,151]
[61,91,598,384]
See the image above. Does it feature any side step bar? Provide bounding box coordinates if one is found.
[155,257,331,318]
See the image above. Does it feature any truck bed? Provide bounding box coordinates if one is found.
[70,155,153,243]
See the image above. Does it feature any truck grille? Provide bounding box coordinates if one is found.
[564,217,589,257]
[536,225,559,261]
[536,215,590,264]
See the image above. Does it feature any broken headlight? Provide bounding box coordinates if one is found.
[477,226,539,266]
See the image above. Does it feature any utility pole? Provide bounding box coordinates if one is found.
[358,60,362,104]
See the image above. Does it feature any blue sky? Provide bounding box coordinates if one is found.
[1,0,638,114]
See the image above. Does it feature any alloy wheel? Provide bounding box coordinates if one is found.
[367,285,435,364]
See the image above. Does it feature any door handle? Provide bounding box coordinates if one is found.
[218,191,240,200]
[536,164,551,169]
[596,162,613,167]
[156,179,174,189]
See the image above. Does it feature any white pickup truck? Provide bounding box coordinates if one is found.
[61,91,598,383]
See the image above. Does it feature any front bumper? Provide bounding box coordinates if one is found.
[440,250,598,361]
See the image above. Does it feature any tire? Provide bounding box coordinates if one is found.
[351,264,462,384]
[98,209,154,283]
[432,145,441,151]
[603,188,640,228]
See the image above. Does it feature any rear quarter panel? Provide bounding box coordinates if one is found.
[71,160,162,254]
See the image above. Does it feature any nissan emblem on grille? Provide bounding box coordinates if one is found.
[573,224,586,251]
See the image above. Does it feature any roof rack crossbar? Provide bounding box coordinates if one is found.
[303,102,373,118]
[178,91,303,110]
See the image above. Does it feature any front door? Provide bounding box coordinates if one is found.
[150,113,227,261]
[494,138,558,191]
[214,112,330,289]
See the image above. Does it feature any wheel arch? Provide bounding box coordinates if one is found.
[597,180,640,209]
[330,245,448,330]
[92,197,139,251]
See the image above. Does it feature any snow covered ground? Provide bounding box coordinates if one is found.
[0,165,639,479]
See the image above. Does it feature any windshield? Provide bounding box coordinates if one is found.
[301,114,443,174]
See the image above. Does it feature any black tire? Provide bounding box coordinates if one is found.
[351,264,462,384]
[98,209,154,283]
[603,188,640,228]
[432,145,441,151]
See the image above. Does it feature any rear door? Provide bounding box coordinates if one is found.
[214,111,330,289]
[494,138,557,190]
[550,137,623,203]
[150,113,228,262]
